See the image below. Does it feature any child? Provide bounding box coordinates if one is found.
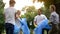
[14,10,30,34]
[14,10,21,34]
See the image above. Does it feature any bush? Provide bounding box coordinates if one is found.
[0,0,5,34]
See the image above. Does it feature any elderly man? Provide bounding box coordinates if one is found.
[49,5,59,34]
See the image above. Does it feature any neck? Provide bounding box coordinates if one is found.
[38,14,41,15]
[10,5,14,7]
[51,11,55,13]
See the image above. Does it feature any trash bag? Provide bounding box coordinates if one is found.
[34,19,51,34]
[14,18,21,34]
[14,23,20,34]
[20,18,30,34]
[14,18,30,34]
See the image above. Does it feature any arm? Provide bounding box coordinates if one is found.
[34,17,37,27]
[34,21,37,27]
[50,15,56,24]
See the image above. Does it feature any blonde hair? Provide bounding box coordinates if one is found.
[50,5,56,11]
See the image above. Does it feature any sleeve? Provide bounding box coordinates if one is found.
[14,9,17,13]
[57,15,59,23]
[43,15,47,20]
[34,16,37,22]
[55,14,59,23]
[42,15,47,20]
[50,14,56,23]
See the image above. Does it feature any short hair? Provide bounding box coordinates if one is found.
[38,8,42,12]
[50,5,56,11]
[17,10,21,13]
[16,10,21,15]
[9,0,16,5]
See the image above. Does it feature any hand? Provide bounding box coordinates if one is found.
[34,23,37,27]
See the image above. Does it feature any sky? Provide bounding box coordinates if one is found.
[3,0,44,15]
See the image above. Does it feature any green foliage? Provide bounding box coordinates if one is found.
[41,7,50,19]
[0,0,5,34]
[33,0,54,19]
[21,6,51,29]
[21,6,37,29]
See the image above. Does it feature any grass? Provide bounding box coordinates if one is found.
[3,30,48,34]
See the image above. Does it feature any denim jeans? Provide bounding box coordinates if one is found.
[5,23,14,34]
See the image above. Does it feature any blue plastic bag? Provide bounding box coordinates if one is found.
[34,19,51,34]
[20,18,30,34]
[14,18,30,34]
[14,23,20,34]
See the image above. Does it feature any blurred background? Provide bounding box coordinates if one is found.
[0,0,60,34]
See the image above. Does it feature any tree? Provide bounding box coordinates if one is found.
[0,0,5,34]
[21,6,37,29]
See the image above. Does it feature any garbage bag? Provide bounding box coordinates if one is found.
[14,18,30,34]
[14,24,20,34]
[34,19,51,34]
[20,18,30,34]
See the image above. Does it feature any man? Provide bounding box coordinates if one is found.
[4,0,16,34]
[34,9,51,34]
[49,5,59,34]
[34,9,47,26]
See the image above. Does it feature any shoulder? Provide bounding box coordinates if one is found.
[41,14,46,17]
[13,8,16,10]
[51,12,58,17]
[51,12,56,15]
[34,15,38,18]
[4,8,9,12]
[41,14,47,19]
[5,7,9,10]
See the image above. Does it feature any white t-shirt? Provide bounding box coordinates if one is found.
[34,14,47,25]
[4,7,16,25]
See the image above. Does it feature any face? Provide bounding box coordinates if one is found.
[11,3,15,7]
[9,1,15,7]
[49,6,54,12]
[17,11,21,15]
[15,11,21,19]
[38,9,41,15]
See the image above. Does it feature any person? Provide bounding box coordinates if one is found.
[14,10,21,34]
[34,9,47,26]
[34,9,51,34]
[15,10,30,34]
[4,0,16,34]
[15,10,21,19]
[49,5,59,34]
